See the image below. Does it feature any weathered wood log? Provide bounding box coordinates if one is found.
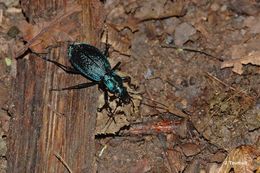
[8,1,104,172]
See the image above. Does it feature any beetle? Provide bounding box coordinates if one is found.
[43,42,132,112]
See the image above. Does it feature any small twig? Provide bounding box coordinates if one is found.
[140,96,188,118]
[161,44,223,62]
[142,95,169,109]
[205,72,235,90]
[205,72,254,100]
[141,102,168,110]
[54,152,73,173]
[98,145,107,157]
[47,104,66,117]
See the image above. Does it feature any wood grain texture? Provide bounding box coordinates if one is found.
[8,0,104,172]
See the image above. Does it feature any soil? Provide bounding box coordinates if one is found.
[0,0,259,173]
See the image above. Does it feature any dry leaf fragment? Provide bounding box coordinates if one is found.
[165,149,186,173]
[221,51,260,74]
[101,24,131,55]
[217,145,260,173]
[243,15,260,34]
[133,0,186,21]
[16,2,82,57]
[174,22,196,46]
[106,4,139,32]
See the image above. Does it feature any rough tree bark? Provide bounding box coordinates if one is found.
[8,0,104,172]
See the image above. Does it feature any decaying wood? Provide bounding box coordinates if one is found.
[8,0,104,172]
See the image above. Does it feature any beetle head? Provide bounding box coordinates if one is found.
[118,87,131,105]
[103,73,131,105]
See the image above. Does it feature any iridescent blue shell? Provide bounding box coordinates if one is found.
[68,43,111,81]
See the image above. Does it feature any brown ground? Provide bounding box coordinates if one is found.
[0,0,259,173]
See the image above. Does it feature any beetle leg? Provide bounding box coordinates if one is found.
[103,26,110,57]
[42,58,81,74]
[32,43,64,58]
[103,43,110,58]
[122,76,138,89]
[109,95,117,102]
[51,82,98,91]
[104,105,118,127]
[111,62,121,71]
[97,90,112,113]
[98,90,117,124]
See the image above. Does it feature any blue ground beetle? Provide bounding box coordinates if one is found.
[44,42,133,112]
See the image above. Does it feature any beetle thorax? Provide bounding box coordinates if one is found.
[103,73,124,95]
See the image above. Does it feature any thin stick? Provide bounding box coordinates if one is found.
[161,44,223,62]
[205,72,235,89]
[47,104,65,117]
[54,152,73,173]
[205,72,254,100]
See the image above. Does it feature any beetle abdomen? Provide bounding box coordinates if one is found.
[68,43,111,81]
